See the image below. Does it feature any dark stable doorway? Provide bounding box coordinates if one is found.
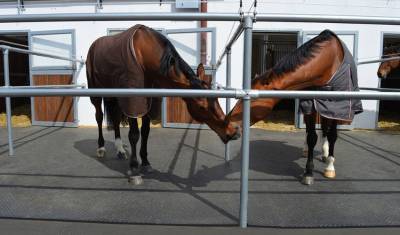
[252,32,298,129]
[0,33,31,126]
[378,34,400,130]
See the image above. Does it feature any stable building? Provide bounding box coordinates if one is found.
[0,0,400,129]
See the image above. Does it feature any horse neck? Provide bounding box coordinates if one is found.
[228,43,343,126]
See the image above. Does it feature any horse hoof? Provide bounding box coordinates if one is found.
[128,175,143,185]
[97,147,106,158]
[321,156,328,163]
[324,169,336,179]
[117,151,127,160]
[302,149,308,158]
[301,176,314,185]
[140,165,153,174]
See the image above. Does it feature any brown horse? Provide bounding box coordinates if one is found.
[226,30,362,185]
[86,24,240,178]
[377,45,400,79]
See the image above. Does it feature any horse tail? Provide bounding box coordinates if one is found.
[103,98,128,130]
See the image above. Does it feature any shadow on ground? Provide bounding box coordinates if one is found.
[74,136,307,187]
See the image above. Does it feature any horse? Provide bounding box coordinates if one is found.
[377,45,400,79]
[226,30,363,185]
[86,24,240,179]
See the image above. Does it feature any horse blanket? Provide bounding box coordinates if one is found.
[299,39,363,122]
[87,24,159,118]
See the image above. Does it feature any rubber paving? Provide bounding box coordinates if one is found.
[0,126,399,228]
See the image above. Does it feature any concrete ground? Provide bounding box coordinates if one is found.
[0,126,399,232]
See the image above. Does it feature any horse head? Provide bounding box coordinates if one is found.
[184,64,241,143]
[225,70,278,133]
[378,46,400,79]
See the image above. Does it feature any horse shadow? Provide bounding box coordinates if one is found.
[74,139,129,175]
[74,137,311,187]
[188,139,309,187]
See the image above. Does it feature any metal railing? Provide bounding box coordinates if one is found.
[1,46,84,157]
[1,12,400,228]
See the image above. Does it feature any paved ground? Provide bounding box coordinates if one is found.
[0,219,399,235]
[0,127,399,231]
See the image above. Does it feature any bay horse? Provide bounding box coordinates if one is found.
[86,24,240,179]
[226,30,363,185]
[377,45,400,79]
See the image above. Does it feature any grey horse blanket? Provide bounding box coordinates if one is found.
[299,40,363,122]
[87,24,159,118]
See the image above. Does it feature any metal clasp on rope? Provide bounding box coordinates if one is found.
[239,0,244,22]
[253,0,257,22]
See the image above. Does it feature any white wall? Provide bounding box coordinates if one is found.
[0,0,399,128]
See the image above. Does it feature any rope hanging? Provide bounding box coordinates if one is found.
[239,0,243,18]
[253,0,257,21]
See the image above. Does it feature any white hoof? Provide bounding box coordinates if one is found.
[324,156,336,178]
[301,176,314,185]
[128,175,143,185]
[324,169,336,178]
[97,147,106,158]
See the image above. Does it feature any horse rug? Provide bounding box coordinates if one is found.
[299,40,363,122]
[88,24,159,118]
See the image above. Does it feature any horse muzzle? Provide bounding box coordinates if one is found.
[224,124,241,143]
[377,71,387,79]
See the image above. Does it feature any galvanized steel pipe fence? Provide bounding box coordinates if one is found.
[2,12,400,228]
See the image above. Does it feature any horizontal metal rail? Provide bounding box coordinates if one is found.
[255,13,400,25]
[0,45,85,64]
[1,88,400,100]
[254,90,400,100]
[0,88,246,98]
[0,13,242,23]
[1,13,400,25]
[358,56,400,65]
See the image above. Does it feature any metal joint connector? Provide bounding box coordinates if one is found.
[242,16,253,29]
[2,48,9,54]
[235,89,246,99]
[243,90,252,100]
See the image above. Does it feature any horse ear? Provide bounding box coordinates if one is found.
[254,73,259,79]
[197,63,205,78]
[197,63,212,87]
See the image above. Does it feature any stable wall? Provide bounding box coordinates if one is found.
[0,0,399,128]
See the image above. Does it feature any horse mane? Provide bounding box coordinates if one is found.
[154,29,204,89]
[272,29,339,76]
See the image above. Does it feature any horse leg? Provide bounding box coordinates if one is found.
[127,117,140,176]
[302,133,308,158]
[321,117,329,162]
[139,115,153,174]
[324,118,337,179]
[302,113,318,185]
[91,97,106,158]
[112,113,127,160]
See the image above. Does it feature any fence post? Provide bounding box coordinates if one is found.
[240,15,253,228]
[2,48,14,156]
